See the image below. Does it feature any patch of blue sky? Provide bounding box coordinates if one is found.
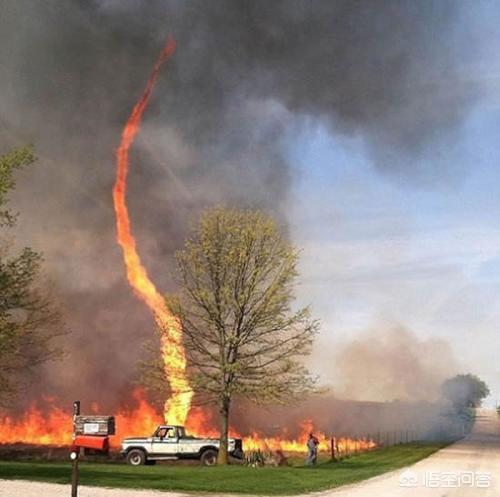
[285,102,500,403]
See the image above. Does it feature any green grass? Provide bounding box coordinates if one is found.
[0,443,447,495]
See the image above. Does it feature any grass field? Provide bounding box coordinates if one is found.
[0,442,447,495]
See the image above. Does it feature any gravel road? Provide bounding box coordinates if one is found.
[323,408,500,497]
[1,409,498,497]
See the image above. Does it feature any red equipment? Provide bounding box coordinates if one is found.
[73,435,109,452]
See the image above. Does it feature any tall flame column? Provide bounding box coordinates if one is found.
[112,37,193,425]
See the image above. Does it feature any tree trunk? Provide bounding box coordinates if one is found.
[217,396,230,465]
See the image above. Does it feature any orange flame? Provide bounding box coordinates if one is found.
[0,391,160,447]
[0,38,378,459]
[0,392,376,454]
[185,409,377,454]
[112,36,193,426]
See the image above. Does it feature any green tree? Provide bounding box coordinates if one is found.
[441,374,490,409]
[149,207,318,464]
[0,146,64,402]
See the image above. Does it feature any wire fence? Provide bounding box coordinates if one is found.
[326,421,470,461]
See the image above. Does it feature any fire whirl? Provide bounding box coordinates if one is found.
[112,36,193,426]
[0,39,379,458]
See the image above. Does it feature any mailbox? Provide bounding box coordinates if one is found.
[73,435,109,451]
[74,415,115,436]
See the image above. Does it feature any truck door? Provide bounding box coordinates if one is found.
[151,427,179,455]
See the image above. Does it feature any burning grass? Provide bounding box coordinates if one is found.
[0,442,448,495]
[0,390,377,455]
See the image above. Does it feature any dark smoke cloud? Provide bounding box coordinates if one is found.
[0,1,480,409]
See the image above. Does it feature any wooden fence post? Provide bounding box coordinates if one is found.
[330,437,336,461]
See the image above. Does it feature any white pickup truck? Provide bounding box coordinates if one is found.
[121,425,243,466]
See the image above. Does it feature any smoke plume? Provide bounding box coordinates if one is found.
[0,1,481,409]
[329,326,459,402]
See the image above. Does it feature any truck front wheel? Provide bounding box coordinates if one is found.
[126,449,146,466]
[200,449,218,466]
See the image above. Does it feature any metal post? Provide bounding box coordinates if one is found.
[71,401,80,497]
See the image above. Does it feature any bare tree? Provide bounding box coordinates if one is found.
[150,207,319,464]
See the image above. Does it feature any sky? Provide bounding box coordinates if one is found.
[288,99,500,406]
[2,0,500,410]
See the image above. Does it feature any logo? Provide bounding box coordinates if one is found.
[398,470,491,488]
[399,469,418,487]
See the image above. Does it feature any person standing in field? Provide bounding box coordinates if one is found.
[306,433,319,465]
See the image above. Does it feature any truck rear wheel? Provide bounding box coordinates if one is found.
[126,449,146,466]
[200,449,218,466]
